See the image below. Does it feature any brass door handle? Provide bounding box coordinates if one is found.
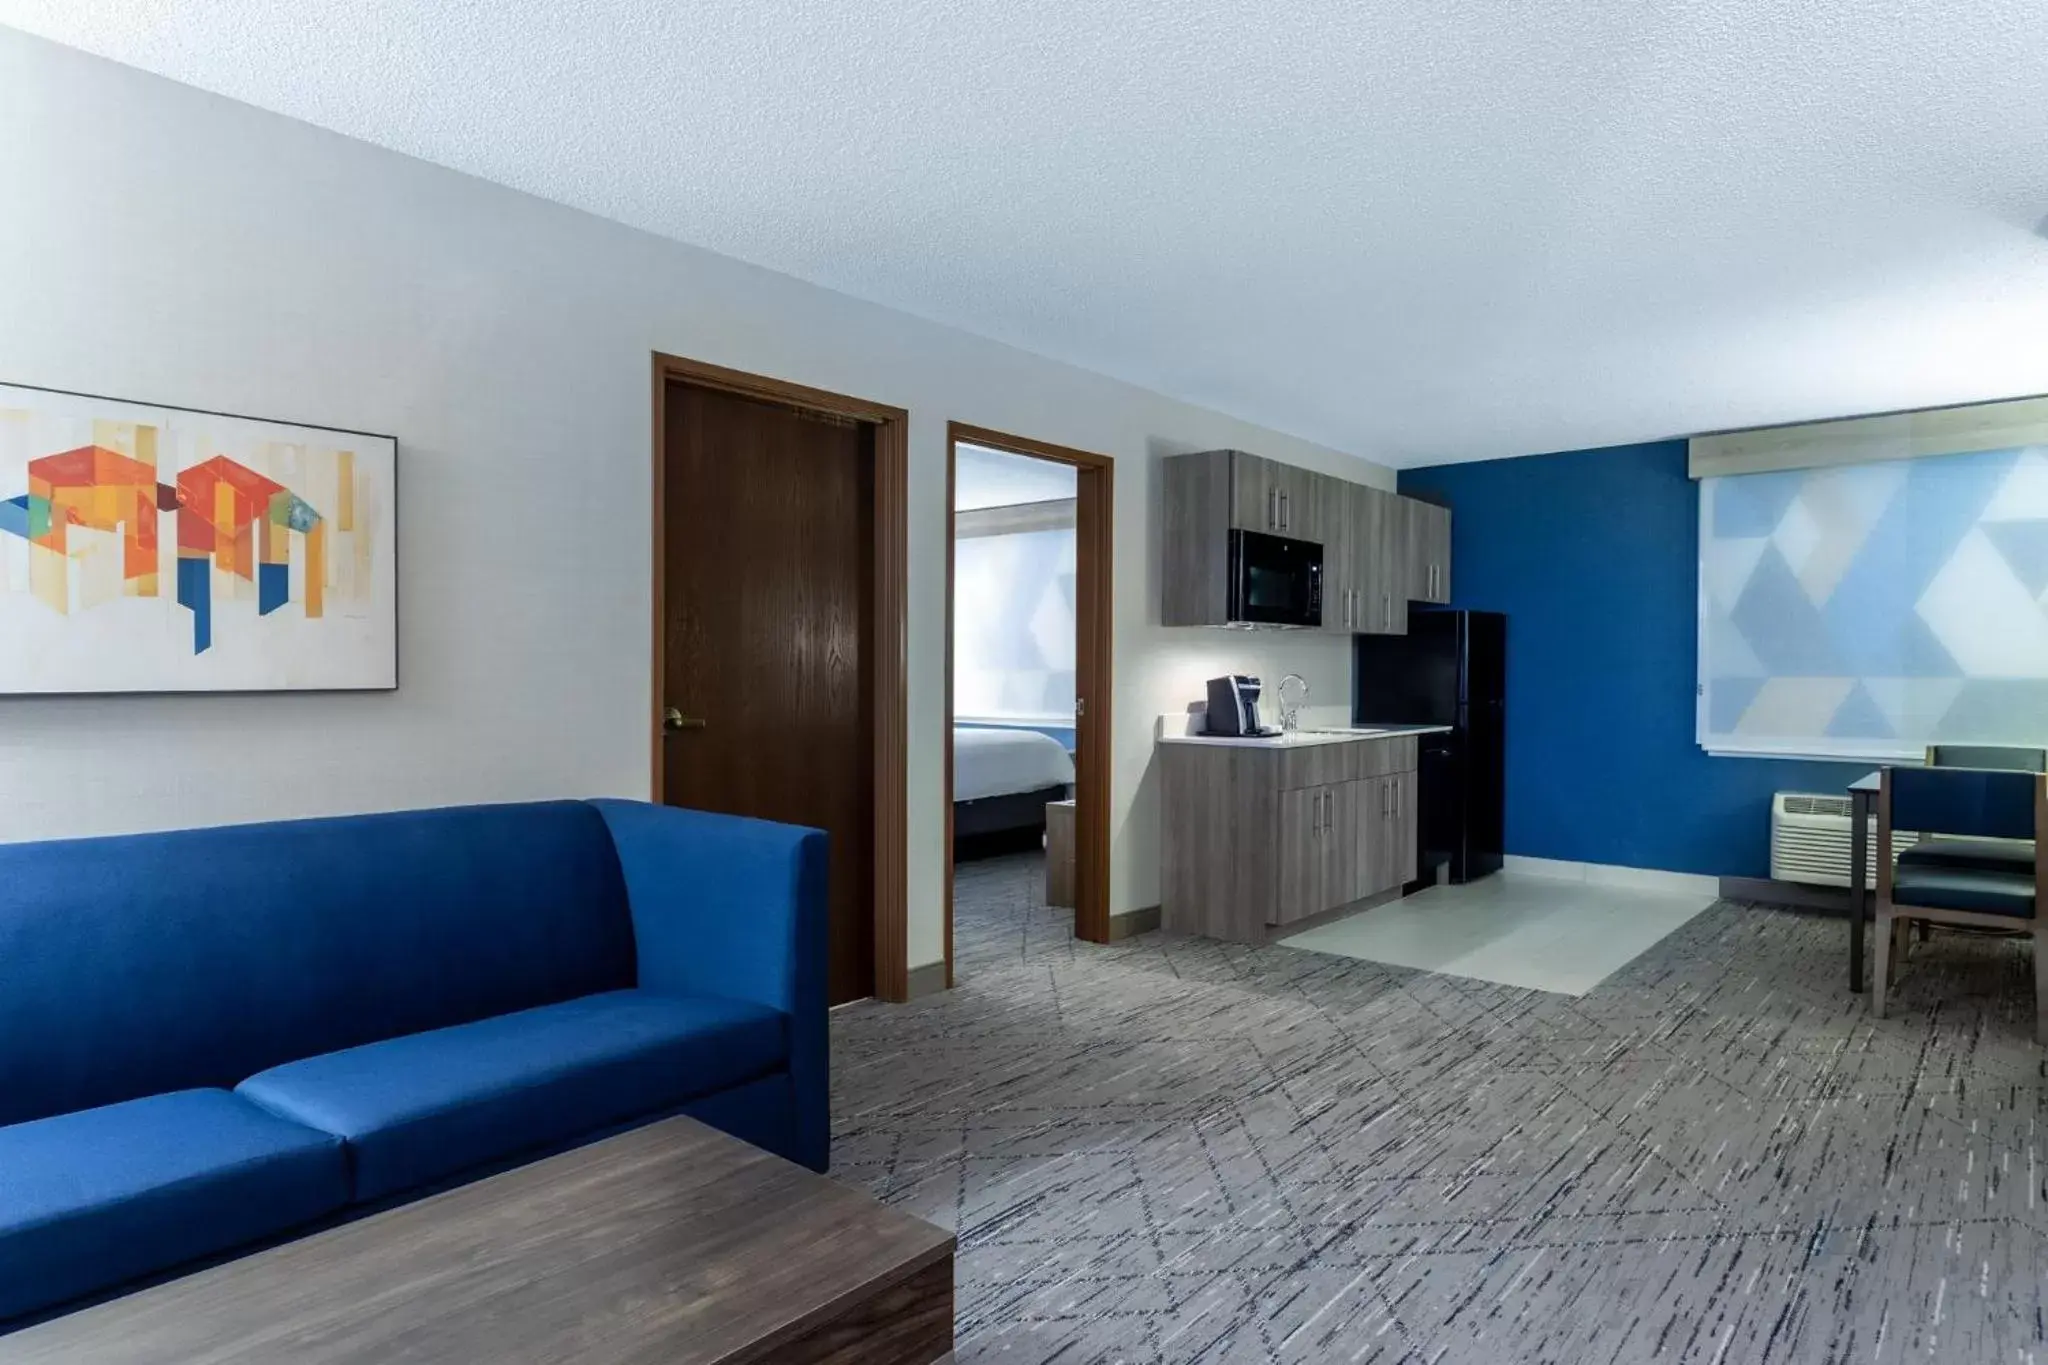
[663,708,706,732]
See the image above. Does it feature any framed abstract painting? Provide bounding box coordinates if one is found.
[0,383,397,693]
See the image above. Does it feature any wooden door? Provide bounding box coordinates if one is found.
[662,382,875,1005]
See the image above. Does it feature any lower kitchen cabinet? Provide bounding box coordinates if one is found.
[1358,770,1417,898]
[1160,735,1421,944]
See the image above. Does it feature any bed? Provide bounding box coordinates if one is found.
[953,725,1075,848]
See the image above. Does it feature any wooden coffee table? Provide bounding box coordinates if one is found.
[1,1115,954,1365]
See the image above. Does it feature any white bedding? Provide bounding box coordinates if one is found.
[953,727,1075,803]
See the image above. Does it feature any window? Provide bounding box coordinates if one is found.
[954,525,1076,722]
[1698,447,2048,759]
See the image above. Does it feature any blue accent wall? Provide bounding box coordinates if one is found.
[1401,440,1865,878]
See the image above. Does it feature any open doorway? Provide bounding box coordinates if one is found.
[945,423,1112,984]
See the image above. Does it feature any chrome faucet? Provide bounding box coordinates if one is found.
[1276,674,1309,731]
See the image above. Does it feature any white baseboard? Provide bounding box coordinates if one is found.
[1502,855,1720,899]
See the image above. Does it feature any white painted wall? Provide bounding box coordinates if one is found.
[0,28,1392,970]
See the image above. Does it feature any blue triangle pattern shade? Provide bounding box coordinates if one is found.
[1824,681,1893,740]
[1727,544,1836,675]
[1984,520,2048,599]
[1712,468,1802,538]
[1708,677,1765,734]
[1700,444,2040,754]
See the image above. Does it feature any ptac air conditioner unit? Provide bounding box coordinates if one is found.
[1769,791,1915,888]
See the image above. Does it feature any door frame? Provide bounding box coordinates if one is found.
[651,352,911,1003]
[945,422,1114,978]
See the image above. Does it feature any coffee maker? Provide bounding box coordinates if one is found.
[1204,675,1276,737]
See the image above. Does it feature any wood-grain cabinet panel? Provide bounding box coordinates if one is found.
[1161,738,1421,942]
[1162,449,1450,630]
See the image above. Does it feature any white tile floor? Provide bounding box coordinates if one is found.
[1275,871,1717,994]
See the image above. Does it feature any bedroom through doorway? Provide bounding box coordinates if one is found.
[945,424,1113,985]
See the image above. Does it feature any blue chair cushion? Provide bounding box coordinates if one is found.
[0,1089,347,1323]
[1892,864,2038,918]
[237,990,787,1202]
[1898,838,2036,873]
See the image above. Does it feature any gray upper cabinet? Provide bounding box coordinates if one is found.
[1162,449,1449,630]
[1403,497,1452,606]
[1330,484,1401,636]
[1364,487,1407,636]
[1229,452,1329,542]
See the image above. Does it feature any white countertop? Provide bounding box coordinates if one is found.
[1156,722,1452,748]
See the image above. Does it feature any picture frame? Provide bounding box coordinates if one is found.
[0,382,398,694]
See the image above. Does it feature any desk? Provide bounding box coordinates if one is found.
[1847,770,1879,992]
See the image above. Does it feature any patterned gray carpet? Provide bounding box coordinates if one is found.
[832,852,2048,1364]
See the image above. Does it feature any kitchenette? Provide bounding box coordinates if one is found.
[1157,448,1504,944]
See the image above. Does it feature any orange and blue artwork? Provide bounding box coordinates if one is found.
[0,384,396,693]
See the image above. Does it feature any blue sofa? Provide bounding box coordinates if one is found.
[0,799,827,1328]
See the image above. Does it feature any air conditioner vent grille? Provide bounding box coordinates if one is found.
[1781,794,1853,819]
[1769,790,1911,889]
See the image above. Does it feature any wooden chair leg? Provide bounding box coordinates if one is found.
[1873,906,1895,1019]
[1893,917,1912,980]
[2033,919,2048,1045]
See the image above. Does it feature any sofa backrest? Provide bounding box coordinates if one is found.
[0,801,637,1127]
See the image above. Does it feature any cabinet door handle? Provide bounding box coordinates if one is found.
[1382,593,1390,630]
[1393,780,1401,818]
[1268,487,1279,529]
[1280,491,1290,532]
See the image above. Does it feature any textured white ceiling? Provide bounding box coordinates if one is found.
[9,1,2048,467]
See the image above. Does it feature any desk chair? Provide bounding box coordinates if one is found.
[1925,745,2048,772]
[1873,766,2048,1041]
[1901,748,2046,941]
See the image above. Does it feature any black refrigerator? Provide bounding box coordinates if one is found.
[1352,609,1505,885]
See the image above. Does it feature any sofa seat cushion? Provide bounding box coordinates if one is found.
[237,990,787,1202]
[1898,837,2036,873]
[0,1089,347,1323]
[1892,864,2037,918]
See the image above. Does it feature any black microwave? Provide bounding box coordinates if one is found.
[1227,529,1323,627]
